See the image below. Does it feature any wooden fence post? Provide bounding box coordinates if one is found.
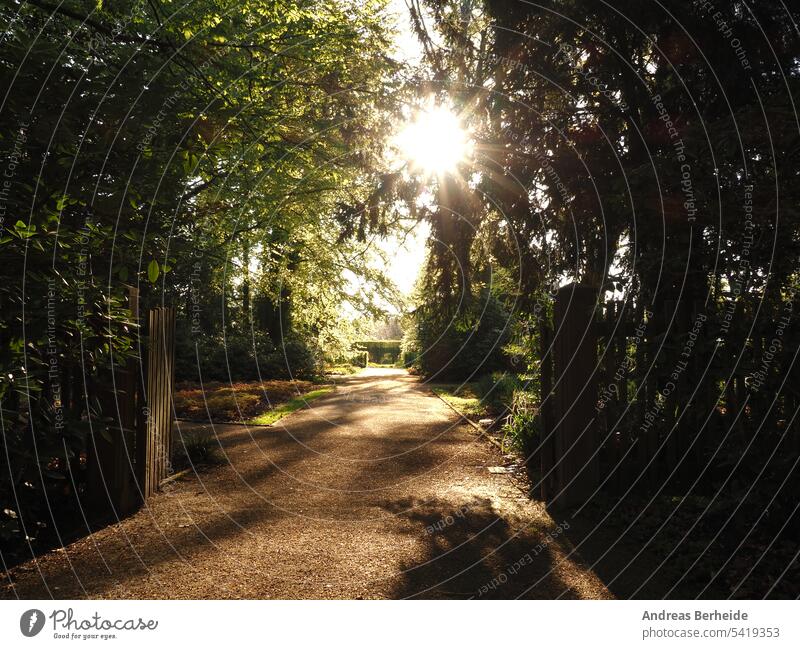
[139,306,176,500]
[547,283,600,510]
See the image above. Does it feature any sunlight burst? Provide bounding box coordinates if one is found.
[395,103,471,175]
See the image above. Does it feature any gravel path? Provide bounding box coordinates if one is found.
[2,369,610,599]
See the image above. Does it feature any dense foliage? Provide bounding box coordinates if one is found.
[403,0,800,596]
[404,285,511,379]
[3,0,799,597]
[356,339,401,364]
[0,0,400,560]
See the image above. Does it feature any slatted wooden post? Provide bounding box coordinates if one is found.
[139,306,176,499]
[546,283,600,510]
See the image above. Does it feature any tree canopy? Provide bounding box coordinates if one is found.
[1,0,404,555]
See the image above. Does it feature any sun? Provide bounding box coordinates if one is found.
[394,103,471,175]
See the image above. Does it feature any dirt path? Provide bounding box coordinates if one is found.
[2,369,610,599]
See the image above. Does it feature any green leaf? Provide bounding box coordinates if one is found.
[147,260,160,283]
[99,426,113,444]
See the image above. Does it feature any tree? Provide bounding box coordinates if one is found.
[0,0,402,558]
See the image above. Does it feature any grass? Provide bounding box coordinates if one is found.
[429,383,489,418]
[174,379,326,423]
[324,364,361,375]
[248,387,333,425]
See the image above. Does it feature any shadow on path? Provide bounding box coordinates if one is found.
[2,369,610,599]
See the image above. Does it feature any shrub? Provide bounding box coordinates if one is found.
[173,433,223,470]
[475,372,524,412]
[356,340,401,363]
[502,389,539,455]
[351,350,369,367]
[261,335,322,380]
[177,331,322,382]
[406,288,512,380]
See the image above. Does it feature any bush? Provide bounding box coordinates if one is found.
[475,372,524,412]
[502,389,539,455]
[356,340,401,363]
[406,288,512,380]
[176,330,321,382]
[351,350,369,367]
[173,433,223,470]
[262,335,322,380]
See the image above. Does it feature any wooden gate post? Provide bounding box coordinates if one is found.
[139,306,176,499]
[546,283,600,510]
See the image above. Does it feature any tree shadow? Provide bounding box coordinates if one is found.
[381,496,600,599]
[3,370,610,600]
[561,491,800,599]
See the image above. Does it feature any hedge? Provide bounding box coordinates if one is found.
[356,340,402,364]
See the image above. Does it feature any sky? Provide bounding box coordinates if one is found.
[388,0,424,63]
[380,219,430,297]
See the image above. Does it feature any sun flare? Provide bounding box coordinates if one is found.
[394,103,471,175]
